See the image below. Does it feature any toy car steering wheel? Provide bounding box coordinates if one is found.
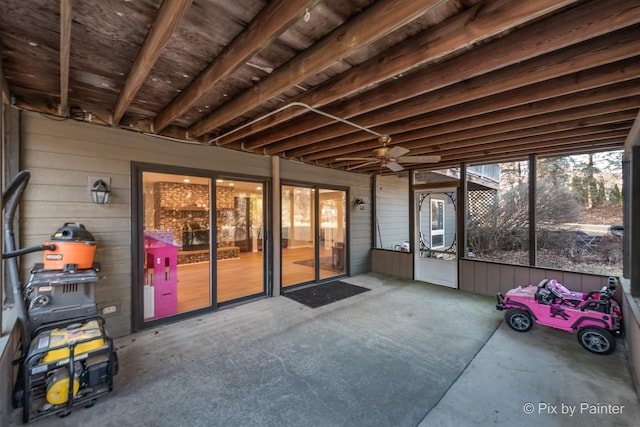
[548,286,564,301]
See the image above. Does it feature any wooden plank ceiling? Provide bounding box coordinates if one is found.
[1,0,639,174]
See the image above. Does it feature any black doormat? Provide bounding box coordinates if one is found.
[283,281,370,308]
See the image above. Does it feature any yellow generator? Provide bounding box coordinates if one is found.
[20,318,117,421]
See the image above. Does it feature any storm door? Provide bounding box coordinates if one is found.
[415,189,458,288]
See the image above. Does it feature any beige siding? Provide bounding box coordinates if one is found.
[459,259,609,296]
[370,249,413,279]
[19,112,372,336]
[375,175,409,250]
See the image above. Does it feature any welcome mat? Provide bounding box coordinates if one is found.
[283,281,370,308]
[293,256,342,272]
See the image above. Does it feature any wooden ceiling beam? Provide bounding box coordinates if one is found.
[330,116,635,168]
[374,133,628,173]
[264,30,640,156]
[112,0,192,125]
[413,127,632,160]
[429,141,625,171]
[59,0,71,115]
[355,134,626,173]
[1,75,9,105]
[241,0,640,151]
[189,0,445,138]
[433,134,626,164]
[294,78,640,161]
[624,110,640,152]
[152,0,316,133]
[214,0,579,146]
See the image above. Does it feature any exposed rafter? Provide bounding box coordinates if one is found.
[301,77,640,162]
[1,75,8,105]
[153,0,317,133]
[58,0,71,115]
[112,0,192,125]
[191,0,446,138]
[248,0,640,154]
[215,0,579,147]
[1,0,637,170]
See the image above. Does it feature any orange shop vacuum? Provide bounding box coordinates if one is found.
[2,171,118,423]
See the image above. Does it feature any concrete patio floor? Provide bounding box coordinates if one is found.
[11,273,640,426]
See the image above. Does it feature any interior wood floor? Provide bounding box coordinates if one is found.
[175,246,344,313]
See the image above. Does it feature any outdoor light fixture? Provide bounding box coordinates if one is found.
[90,179,111,204]
[354,197,366,210]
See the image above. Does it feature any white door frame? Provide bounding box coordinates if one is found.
[414,189,458,288]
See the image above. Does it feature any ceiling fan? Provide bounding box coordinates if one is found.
[336,135,440,172]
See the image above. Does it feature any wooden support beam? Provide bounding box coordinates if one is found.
[332,124,635,173]
[295,77,640,161]
[112,0,192,125]
[190,0,444,138]
[217,0,579,146]
[623,109,640,153]
[1,75,9,105]
[407,127,631,161]
[362,137,625,174]
[59,0,72,115]
[312,95,640,164]
[244,1,640,152]
[266,30,640,157]
[438,139,625,168]
[328,106,640,166]
[152,0,316,132]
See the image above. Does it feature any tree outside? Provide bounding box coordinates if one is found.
[467,151,623,276]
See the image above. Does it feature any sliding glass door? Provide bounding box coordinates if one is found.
[281,184,346,288]
[139,169,266,325]
[216,178,264,303]
[142,172,212,321]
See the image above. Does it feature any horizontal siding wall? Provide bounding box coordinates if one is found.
[375,175,409,250]
[20,112,272,337]
[371,249,413,279]
[279,158,372,276]
[459,259,610,297]
[19,112,374,336]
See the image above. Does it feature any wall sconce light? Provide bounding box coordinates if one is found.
[354,197,366,210]
[90,179,111,204]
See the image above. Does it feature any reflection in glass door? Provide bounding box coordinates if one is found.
[216,179,265,302]
[281,186,315,286]
[142,172,211,321]
[319,189,346,280]
[281,185,346,287]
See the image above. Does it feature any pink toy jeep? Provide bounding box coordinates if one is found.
[496,277,622,355]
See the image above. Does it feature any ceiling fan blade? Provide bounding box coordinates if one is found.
[397,155,441,163]
[386,161,404,172]
[347,161,380,171]
[335,157,377,162]
[386,146,410,159]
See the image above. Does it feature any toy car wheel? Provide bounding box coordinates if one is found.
[578,327,615,355]
[505,309,532,332]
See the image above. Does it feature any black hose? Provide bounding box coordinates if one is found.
[2,170,32,351]
[2,244,57,259]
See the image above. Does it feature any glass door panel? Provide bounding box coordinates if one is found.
[281,186,315,286]
[281,185,347,287]
[216,179,265,302]
[142,172,211,321]
[319,189,346,280]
